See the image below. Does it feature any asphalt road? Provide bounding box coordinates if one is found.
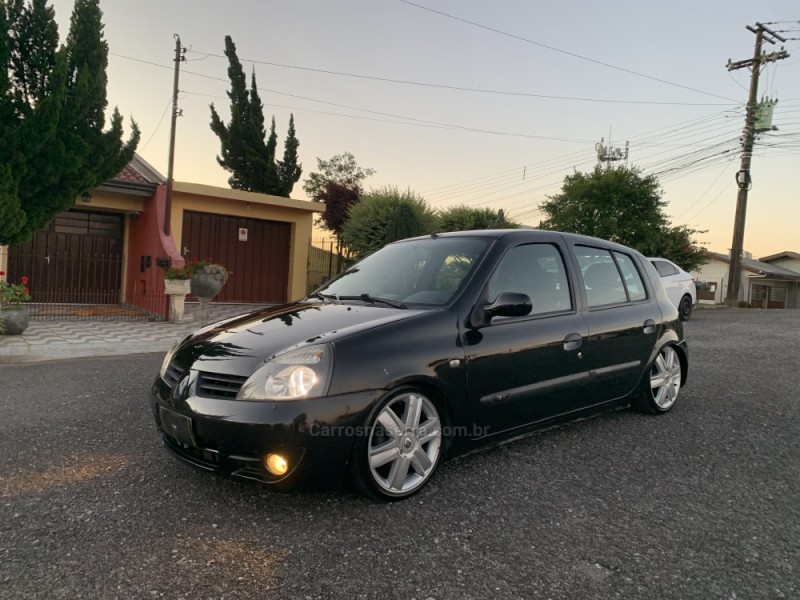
[1,308,799,599]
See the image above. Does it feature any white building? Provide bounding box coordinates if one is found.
[691,251,800,309]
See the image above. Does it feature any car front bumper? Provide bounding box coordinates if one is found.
[149,376,383,491]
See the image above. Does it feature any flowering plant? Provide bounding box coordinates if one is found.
[162,264,193,280]
[0,272,31,309]
[187,258,229,285]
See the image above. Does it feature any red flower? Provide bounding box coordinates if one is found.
[0,271,5,276]
[21,275,29,285]
[25,287,30,295]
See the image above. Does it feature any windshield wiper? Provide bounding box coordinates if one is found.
[308,292,338,303]
[337,294,407,309]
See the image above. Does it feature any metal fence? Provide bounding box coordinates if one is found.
[307,239,353,293]
[3,238,358,321]
[5,249,169,321]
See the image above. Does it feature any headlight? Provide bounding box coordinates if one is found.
[237,344,333,401]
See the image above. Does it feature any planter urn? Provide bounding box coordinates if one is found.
[191,270,225,299]
[0,308,30,335]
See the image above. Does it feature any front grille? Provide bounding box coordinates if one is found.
[163,360,183,387]
[196,371,248,400]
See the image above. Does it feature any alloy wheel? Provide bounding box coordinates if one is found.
[367,391,442,496]
[650,346,681,410]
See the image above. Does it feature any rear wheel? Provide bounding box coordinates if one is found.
[352,388,443,500]
[678,294,693,321]
[634,345,682,414]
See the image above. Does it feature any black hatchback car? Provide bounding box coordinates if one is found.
[150,230,687,500]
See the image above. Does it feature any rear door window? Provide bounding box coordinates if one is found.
[614,252,647,302]
[576,246,648,307]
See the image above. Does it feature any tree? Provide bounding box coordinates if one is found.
[276,114,301,196]
[341,186,436,259]
[209,35,300,197]
[303,152,374,255]
[646,224,707,272]
[539,165,705,270]
[302,152,374,201]
[436,205,518,232]
[0,2,26,241]
[319,182,359,240]
[0,0,139,245]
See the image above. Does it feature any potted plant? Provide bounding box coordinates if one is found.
[162,263,193,296]
[0,272,32,335]
[188,258,229,299]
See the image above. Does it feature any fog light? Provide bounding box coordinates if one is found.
[264,453,289,476]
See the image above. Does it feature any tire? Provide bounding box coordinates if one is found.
[678,294,693,321]
[351,388,443,500]
[634,345,682,414]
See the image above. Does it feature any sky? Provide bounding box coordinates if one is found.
[46,0,800,257]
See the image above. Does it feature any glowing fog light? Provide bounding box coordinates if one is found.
[264,453,289,476]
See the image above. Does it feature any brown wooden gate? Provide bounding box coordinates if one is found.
[7,210,124,304]
[181,211,290,303]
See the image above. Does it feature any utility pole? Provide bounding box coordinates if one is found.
[724,23,789,307]
[164,34,186,236]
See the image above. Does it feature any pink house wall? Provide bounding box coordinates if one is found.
[124,185,183,313]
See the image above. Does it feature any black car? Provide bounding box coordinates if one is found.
[150,229,687,500]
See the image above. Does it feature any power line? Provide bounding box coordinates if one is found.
[396,0,739,102]
[112,52,596,143]
[184,49,734,107]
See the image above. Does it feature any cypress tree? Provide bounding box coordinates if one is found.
[277,114,301,196]
[210,35,300,197]
[0,0,139,245]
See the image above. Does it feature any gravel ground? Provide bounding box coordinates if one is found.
[1,307,799,599]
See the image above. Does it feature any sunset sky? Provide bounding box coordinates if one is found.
[47,0,800,257]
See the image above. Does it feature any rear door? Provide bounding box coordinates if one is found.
[572,245,661,402]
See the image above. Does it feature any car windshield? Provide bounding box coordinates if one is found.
[317,236,491,306]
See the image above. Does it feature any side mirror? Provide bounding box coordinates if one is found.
[468,291,532,329]
[485,292,532,318]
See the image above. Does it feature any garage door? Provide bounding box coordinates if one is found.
[181,211,291,303]
[7,210,124,304]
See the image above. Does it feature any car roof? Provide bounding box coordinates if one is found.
[400,229,648,256]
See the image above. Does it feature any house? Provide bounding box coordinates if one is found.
[759,251,800,275]
[691,251,800,309]
[1,154,320,319]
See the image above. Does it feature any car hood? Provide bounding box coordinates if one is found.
[171,301,424,375]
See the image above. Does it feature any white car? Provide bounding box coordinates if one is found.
[649,257,696,321]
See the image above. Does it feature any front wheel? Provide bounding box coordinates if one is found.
[634,345,682,414]
[351,389,443,500]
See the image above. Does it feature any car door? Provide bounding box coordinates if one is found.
[463,241,591,438]
[574,245,661,402]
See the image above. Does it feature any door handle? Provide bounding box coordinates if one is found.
[563,332,582,351]
[643,319,656,334]
[183,246,190,255]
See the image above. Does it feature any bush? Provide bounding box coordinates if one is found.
[341,186,436,259]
